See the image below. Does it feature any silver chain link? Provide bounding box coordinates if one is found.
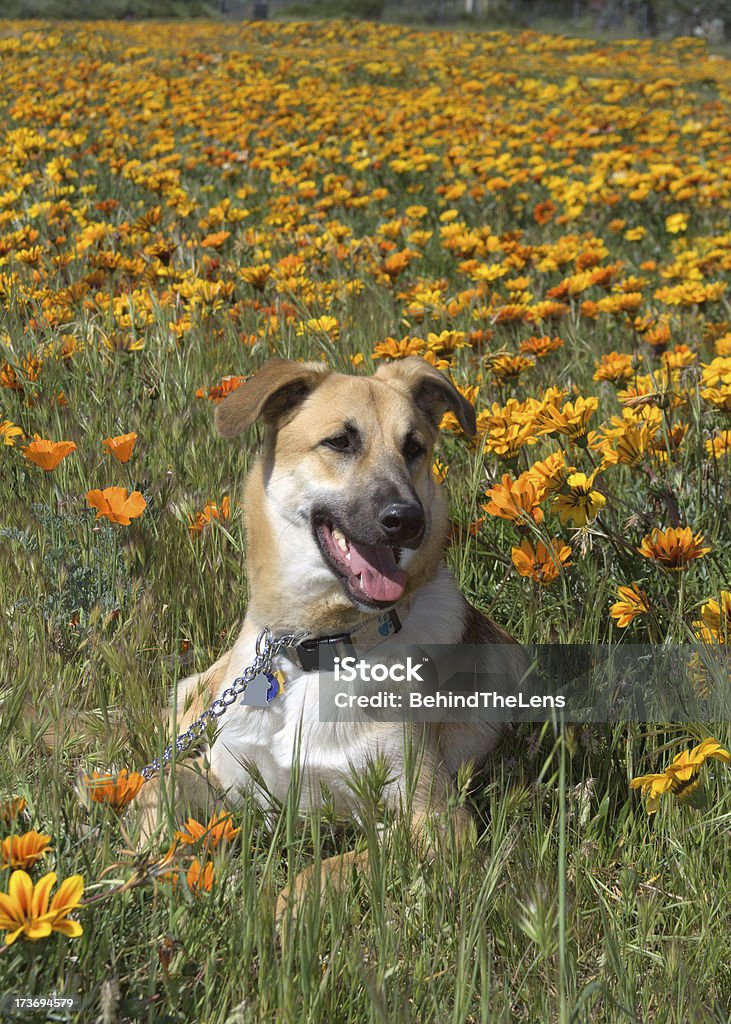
[140,628,306,781]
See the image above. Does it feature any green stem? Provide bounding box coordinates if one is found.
[558,727,568,1024]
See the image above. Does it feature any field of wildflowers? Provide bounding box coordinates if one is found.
[1,17,731,1022]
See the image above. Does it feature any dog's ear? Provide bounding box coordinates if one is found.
[215,359,331,438]
[374,357,476,436]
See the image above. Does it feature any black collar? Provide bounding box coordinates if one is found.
[283,609,404,671]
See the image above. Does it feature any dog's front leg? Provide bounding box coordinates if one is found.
[274,779,474,922]
[136,756,225,845]
[137,653,231,845]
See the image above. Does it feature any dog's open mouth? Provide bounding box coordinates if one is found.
[315,521,407,606]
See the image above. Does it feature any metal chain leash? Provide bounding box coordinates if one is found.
[140,628,306,781]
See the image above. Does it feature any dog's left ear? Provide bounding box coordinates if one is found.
[374,357,476,436]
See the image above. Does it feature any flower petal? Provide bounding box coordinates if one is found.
[49,875,84,915]
[31,872,57,918]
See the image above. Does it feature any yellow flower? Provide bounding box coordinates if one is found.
[372,335,426,360]
[629,770,674,815]
[511,538,572,583]
[700,356,731,388]
[612,422,652,467]
[1,420,23,446]
[667,738,731,785]
[489,354,534,385]
[240,263,272,290]
[705,431,731,460]
[700,385,731,412]
[296,315,339,338]
[552,471,606,527]
[426,330,466,355]
[693,592,731,644]
[610,583,650,628]
[665,212,688,233]
[1,831,52,871]
[432,458,448,484]
[632,737,731,815]
[637,526,710,571]
[0,870,83,945]
[536,396,598,445]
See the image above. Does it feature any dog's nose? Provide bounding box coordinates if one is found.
[379,502,424,543]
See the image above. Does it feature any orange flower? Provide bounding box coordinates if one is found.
[86,487,146,526]
[593,352,634,383]
[533,200,556,225]
[511,538,572,583]
[174,812,240,849]
[483,473,544,526]
[21,436,76,471]
[201,230,230,249]
[1,831,52,870]
[102,432,137,463]
[637,527,710,571]
[195,375,247,403]
[188,496,231,535]
[186,858,214,894]
[83,770,145,812]
[0,798,26,823]
[525,452,569,497]
[519,335,564,358]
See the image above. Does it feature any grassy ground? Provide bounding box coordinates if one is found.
[1,17,730,1024]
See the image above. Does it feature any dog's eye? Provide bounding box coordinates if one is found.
[322,434,352,452]
[403,438,425,460]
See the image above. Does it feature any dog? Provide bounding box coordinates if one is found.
[137,356,518,916]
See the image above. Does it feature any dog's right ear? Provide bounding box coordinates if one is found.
[215,359,331,438]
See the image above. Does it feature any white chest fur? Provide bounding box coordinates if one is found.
[203,565,470,812]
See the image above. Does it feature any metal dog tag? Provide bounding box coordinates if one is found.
[240,670,284,707]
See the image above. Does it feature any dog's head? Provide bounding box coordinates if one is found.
[215,357,475,622]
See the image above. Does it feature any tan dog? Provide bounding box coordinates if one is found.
[138,356,515,916]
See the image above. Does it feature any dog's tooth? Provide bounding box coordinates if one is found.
[332,527,348,553]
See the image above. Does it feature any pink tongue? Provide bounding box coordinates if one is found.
[348,541,407,602]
